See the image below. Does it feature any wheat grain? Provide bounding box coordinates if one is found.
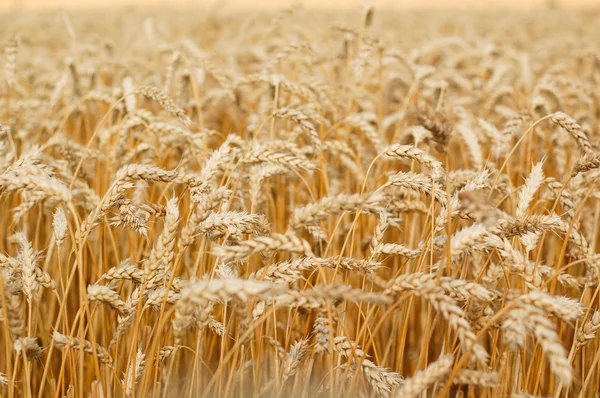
[395,355,453,398]
[551,112,592,153]
[53,331,113,365]
[87,285,131,316]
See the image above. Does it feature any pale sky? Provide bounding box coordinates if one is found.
[1,0,599,10]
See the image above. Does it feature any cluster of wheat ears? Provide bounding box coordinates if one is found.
[2,3,600,398]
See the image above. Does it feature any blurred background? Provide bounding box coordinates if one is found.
[0,0,598,10]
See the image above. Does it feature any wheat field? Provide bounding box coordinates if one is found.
[1,4,600,397]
